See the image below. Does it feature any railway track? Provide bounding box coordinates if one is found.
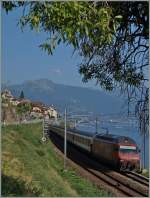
[76,150,149,197]
[124,171,149,187]
[84,166,148,197]
[48,127,149,197]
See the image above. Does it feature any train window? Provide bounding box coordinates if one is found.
[119,148,138,153]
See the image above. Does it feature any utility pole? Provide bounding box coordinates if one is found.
[95,116,98,134]
[143,132,145,169]
[42,118,46,142]
[74,119,76,129]
[64,108,67,171]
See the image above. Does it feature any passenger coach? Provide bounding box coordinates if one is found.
[49,126,140,171]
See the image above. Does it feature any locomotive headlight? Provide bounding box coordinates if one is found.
[120,159,125,164]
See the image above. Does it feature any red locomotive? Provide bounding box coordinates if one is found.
[92,134,140,171]
[49,126,140,171]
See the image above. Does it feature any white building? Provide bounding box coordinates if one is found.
[1,89,13,100]
[47,106,58,119]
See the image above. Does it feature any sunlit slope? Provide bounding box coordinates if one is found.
[2,123,110,197]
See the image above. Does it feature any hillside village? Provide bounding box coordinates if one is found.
[1,89,59,123]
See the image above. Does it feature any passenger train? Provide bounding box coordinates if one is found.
[49,125,140,171]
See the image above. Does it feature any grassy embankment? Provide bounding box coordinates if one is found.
[2,122,112,197]
[141,170,149,178]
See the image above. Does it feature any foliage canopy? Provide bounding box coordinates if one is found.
[3,1,149,133]
[16,103,31,120]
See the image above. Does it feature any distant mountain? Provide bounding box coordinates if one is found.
[2,79,124,115]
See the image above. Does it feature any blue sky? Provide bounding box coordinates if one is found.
[2,8,97,89]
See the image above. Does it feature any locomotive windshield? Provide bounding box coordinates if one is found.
[119,145,138,153]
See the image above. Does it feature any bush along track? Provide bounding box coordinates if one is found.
[1,122,112,197]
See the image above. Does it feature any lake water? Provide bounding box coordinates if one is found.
[76,120,149,169]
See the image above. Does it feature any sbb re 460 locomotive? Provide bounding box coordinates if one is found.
[49,126,140,171]
[92,134,140,171]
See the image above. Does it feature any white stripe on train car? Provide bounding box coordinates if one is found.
[50,126,92,141]
[68,130,92,140]
[52,127,92,152]
[120,145,136,150]
[50,126,92,151]
[74,140,91,152]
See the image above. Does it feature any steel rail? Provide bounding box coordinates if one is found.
[122,171,149,187]
[85,166,147,197]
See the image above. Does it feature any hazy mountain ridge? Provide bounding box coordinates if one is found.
[2,79,123,115]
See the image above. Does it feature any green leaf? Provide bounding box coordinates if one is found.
[85,26,89,36]
[57,38,61,45]
[115,15,122,19]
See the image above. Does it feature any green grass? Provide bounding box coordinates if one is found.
[2,123,112,197]
[141,170,149,178]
